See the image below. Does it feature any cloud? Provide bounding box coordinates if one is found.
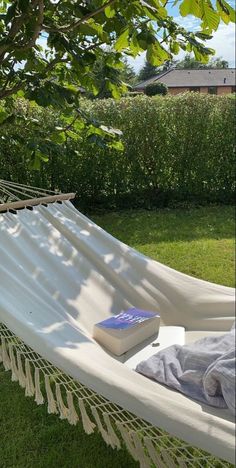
[206,23,235,66]
[175,15,200,31]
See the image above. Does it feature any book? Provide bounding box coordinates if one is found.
[93,308,160,356]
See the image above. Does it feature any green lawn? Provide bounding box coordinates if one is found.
[92,205,235,287]
[0,205,234,468]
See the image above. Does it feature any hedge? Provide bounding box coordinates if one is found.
[0,93,235,211]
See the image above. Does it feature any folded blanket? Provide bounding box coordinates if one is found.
[136,323,235,414]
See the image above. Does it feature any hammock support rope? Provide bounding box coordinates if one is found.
[0,179,75,211]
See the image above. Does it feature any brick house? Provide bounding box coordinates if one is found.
[134,68,236,95]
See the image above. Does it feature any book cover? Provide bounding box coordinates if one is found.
[96,308,159,330]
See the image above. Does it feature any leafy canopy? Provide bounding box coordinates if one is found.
[0,0,235,167]
[176,54,229,69]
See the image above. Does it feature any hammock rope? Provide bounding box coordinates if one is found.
[0,179,75,211]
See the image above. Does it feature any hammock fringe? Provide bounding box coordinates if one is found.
[25,359,35,397]
[9,344,18,382]
[0,324,232,468]
[66,390,79,425]
[34,367,44,405]
[17,351,26,388]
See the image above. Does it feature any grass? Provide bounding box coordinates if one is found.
[0,205,234,468]
[92,205,235,287]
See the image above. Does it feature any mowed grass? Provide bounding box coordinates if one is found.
[92,205,235,287]
[0,205,234,468]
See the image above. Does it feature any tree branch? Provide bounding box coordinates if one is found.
[0,0,44,62]
[15,0,44,51]
[0,83,22,99]
[43,0,117,33]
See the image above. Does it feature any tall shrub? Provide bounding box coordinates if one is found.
[0,94,234,210]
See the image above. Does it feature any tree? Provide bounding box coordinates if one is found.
[138,59,177,82]
[209,57,229,68]
[0,0,235,166]
[177,54,229,69]
[121,58,136,87]
[90,52,136,99]
[138,61,159,82]
[145,82,168,96]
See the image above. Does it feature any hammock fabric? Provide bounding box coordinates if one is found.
[0,181,235,467]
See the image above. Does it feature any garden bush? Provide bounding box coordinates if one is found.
[145,82,168,96]
[0,93,235,211]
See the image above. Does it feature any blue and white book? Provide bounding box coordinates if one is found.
[93,308,160,356]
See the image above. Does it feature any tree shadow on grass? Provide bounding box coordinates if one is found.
[91,206,235,246]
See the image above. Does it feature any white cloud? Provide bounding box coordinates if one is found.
[175,15,200,31]
[127,52,146,72]
[205,22,235,66]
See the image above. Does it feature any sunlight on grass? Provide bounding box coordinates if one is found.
[92,206,235,287]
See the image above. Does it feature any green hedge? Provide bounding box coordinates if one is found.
[0,93,235,210]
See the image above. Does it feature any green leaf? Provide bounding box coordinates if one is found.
[37,151,49,162]
[201,2,220,30]
[217,0,235,23]
[170,41,180,54]
[0,109,9,124]
[147,41,170,66]
[179,0,201,18]
[28,151,41,170]
[130,33,140,56]
[114,29,129,52]
[106,81,122,99]
[195,31,213,39]
[105,5,116,18]
[51,131,66,144]
[109,139,124,151]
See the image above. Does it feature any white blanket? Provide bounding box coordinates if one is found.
[0,201,235,462]
[136,324,235,414]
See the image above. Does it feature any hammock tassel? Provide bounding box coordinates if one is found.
[25,359,35,397]
[144,437,166,468]
[9,344,19,382]
[91,406,113,446]
[78,398,95,435]
[116,422,139,461]
[45,374,58,414]
[131,431,152,468]
[66,391,79,425]
[34,367,44,405]
[17,351,26,388]
[160,449,177,468]
[2,337,11,371]
[55,383,69,420]
[103,413,121,449]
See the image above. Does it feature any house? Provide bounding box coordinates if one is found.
[134,68,236,95]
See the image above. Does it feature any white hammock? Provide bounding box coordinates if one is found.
[0,180,235,467]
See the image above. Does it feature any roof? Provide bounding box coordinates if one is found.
[134,68,236,89]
